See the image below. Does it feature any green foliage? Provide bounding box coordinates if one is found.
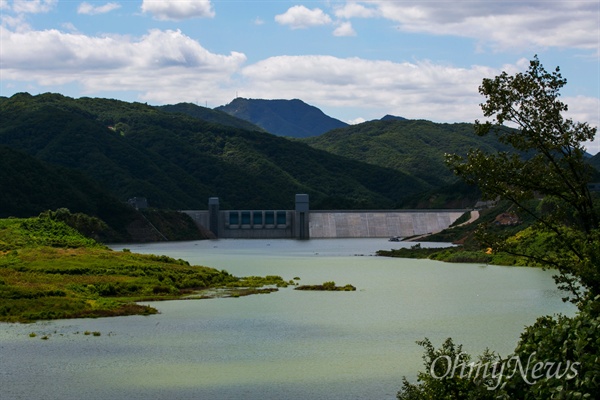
[500,296,600,399]
[0,215,101,249]
[294,281,357,291]
[377,246,495,264]
[377,246,450,259]
[304,119,514,190]
[398,297,600,399]
[439,250,492,264]
[226,275,289,288]
[38,208,116,242]
[397,338,500,400]
[447,56,600,302]
[322,281,336,290]
[401,57,600,400]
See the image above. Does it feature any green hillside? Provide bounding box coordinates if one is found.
[0,215,288,322]
[590,152,600,172]
[157,102,265,132]
[303,119,513,187]
[0,145,142,239]
[0,93,425,211]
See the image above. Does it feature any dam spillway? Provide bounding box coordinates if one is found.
[182,195,467,239]
[308,210,464,238]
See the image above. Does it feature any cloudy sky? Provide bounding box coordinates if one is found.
[1,0,599,152]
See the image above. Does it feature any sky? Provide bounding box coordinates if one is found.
[1,0,599,153]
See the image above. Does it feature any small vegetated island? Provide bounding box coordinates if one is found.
[295,281,356,291]
[0,214,291,322]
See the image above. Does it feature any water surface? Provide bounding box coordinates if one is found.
[0,239,574,399]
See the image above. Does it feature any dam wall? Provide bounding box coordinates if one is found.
[309,210,465,238]
[182,202,466,239]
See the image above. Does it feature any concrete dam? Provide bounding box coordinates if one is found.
[183,195,466,239]
[308,210,464,238]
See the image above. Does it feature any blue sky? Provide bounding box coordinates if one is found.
[1,0,599,152]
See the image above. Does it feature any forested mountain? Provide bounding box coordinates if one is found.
[157,102,265,132]
[380,115,407,121]
[590,152,600,172]
[0,93,426,213]
[215,98,348,138]
[303,119,514,187]
[0,145,134,225]
[0,145,211,242]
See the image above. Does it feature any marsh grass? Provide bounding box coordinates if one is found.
[295,281,357,291]
[0,216,271,322]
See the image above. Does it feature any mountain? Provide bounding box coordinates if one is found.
[0,93,426,211]
[0,145,143,241]
[0,145,132,223]
[590,152,600,172]
[0,93,213,209]
[302,119,514,188]
[380,115,407,121]
[157,102,265,132]
[215,98,348,138]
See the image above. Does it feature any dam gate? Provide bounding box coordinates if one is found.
[182,195,467,240]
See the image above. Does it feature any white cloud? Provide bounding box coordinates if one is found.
[1,13,30,31]
[364,0,598,52]
[240,55,599,130]
[275,5,332,29]
[1,24,597,149]
[347,117,366,125]
[240,55,497,121]
[11,0,56,13]
[0,27,245,103]
[334,2,378,19]
[78,2,121,15]
[141,0,214,21]
[333,21,355,37]
[60,22,78,33]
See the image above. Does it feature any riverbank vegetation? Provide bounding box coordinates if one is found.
[377,199,541,266]
[0,214,287,322]
[295,281,356,291]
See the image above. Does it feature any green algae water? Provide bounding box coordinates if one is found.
[0,239,575,399]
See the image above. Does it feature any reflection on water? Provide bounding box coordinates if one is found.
[0,239,574,400]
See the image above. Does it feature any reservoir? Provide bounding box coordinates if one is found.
[0,239,575,399]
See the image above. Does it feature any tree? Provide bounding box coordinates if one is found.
[397,338,500,400]
[399,57,600,399]
[446,56,600,303]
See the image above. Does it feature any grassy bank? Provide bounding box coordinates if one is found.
[377,245,503,264]
[0,216,287,322]
[377,201,539,266]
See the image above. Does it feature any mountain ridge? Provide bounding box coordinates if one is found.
[215,98,348,138]
[157,102,265,132]
[0,92,426,213]
[302,119,515,188]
